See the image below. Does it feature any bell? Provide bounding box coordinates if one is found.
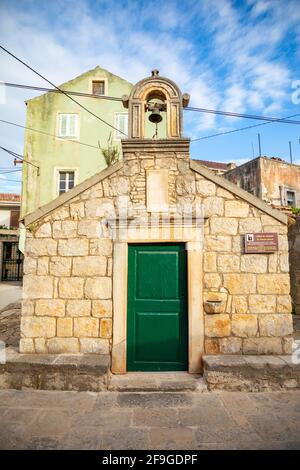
[149,108,163,124]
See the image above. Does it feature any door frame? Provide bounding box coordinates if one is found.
[112,233,204,374]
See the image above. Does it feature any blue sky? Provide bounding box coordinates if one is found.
[0,0,300,194]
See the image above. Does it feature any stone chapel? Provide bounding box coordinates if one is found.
[20,71,293,375]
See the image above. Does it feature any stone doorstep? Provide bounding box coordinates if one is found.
[107,372,207,392]
[203,355,300,392]
[0,347,110,392]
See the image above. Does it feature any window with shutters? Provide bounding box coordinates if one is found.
[58,171,75,195]
[285,189,296,207]
[58,114,79,138]
[92,80,105,95]
[114,112,128,139]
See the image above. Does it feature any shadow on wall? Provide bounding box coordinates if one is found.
[288,216,300,315]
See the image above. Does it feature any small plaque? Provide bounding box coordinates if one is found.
[244,232,278,254]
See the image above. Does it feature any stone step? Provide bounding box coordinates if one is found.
[0,347,110,392]
[203,354,300,392]
[108,372,207,392]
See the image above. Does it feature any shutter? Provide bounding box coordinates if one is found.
[59,115,67,137]
[116,113,128,138]
[68,115,76,137]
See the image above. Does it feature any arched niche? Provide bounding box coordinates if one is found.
[122,70,190,139]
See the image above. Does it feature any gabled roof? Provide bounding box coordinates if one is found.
[197,159,228,171]
[26,66,133,103]
[23,157,287,227]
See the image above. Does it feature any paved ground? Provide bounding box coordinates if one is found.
[0,282,22,310]
[0,389,299,449]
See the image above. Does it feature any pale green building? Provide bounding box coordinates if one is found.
[21,66,133,217]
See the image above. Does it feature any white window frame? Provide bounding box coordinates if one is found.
[57,113,79,139]
[89,77,108,96]
[114,112,128,140]
[285,188,297,207]
[54,167,79,198]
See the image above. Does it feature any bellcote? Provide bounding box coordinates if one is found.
[121,70,190,139]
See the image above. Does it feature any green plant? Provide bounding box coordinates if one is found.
[99,134,120,167]
[0,224,9,229]
[291,207,300,215]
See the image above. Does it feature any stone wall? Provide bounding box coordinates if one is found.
[288,216,300,315]
[20,147,293,356]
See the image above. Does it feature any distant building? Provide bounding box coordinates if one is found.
[225,156,300,208]
[0,194,23,282]
[198,160,236,175]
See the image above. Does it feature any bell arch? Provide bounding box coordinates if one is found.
[122,70,190,139]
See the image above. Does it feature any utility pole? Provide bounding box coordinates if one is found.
[258,133,262,156]
[289,141,293,164]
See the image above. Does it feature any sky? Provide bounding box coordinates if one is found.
[0,0,300,194]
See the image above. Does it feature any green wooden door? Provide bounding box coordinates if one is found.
[127,243,188,371]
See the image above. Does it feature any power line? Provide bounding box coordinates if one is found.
[191,111,300,142]
[186,106,300,125]
[0,169,22,175]
[2,82,122,101]
[0,118,100,150]
[0,45,127,136]
[0,178,21,182]
[0,145,40,173]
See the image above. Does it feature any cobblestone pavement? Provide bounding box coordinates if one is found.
[0,389,299,449]
[0,302,21,348]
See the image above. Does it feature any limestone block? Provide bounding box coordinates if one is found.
[85,277,112,299]
[205,314,231,337]
[282,337,293,354]
[53,220,77,239]
[78,220,102,238]
[217,254,240,272]
[79,338,109,354]
[259,314,293,337]
[47,337,79,353]
[203,252,217,272]
[72,256,107,276]
[34,338,47,354]
[257,274,290,294]
[85,198,115,218]
[66,300,91,317]
[58,239,89,256]
[261,214,281,227]
[26,239,57,257]
[107,258,112,276]
[35,299,65,317]
[239,218,262,233]
[232,314,258,337]
[232,235,243,253]
[279,253,289,273]
[204,299,226,314]
[243,337,282,354]
[19,338,35,353]
[225,200,249,217]
[52,206,70,221]
[205,339,219,354]
[216,187,234,199]
[57,318,73,337]
[21,300,35,316]
[203,273,221,289]
[223,274,256,294]
[23,275,53,299]
[89,238,112,256]
[70,201,85,219]
[196,180,216,197]
[278,235,289,251]
[210,217,238,235]
[59,277,84,299]
[203,197,224,216]
[231,296,248,314]
[205,235,231,252]
[35,222,52,238]
[49,257,72,276]
[23,258,37,274]
[219,337,242,354]
[277,295,292,314]
[100,318,112,338]
[241,255,268,273]
[248,295,276,314]
[92,300,112,317]
[35,258,48,275]
[147,170,169,212]
[73,317,99,337]
[21,316,56,338]
[175,174,196,196]
[123,160,140,176]
[268,253,278,273]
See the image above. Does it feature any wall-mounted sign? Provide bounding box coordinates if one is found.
[244,232,278,254]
